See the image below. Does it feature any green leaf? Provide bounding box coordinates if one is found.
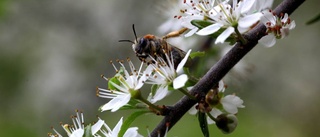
[224,34,237,45]
[118,110,151,137]
[151,84,160,96]
[184,80,195,88]
[108,76,120,90]
[168,83,174,91]
[84,124,92,137]
[306,13,320,25]
[198,112,210,137]
[191,20,213,29]
[0,0,8,17]
[190,51,205,59]
[108,67,125,90]
[118,99,145,110]
[118,104,138,110]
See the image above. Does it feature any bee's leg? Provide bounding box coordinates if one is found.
[137,55,155,65]
[162,28,188,39]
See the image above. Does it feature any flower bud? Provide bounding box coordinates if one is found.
[205,88,220,106]
[215,114,238,134]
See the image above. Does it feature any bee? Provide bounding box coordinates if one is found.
[119,24,190,69]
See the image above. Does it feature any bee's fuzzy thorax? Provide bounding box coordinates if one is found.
[143,34,156,39]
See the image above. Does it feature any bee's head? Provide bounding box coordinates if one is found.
[119,24,157,59]
[133,34,156,56]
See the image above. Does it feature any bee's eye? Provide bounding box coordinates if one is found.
[139,38,147,48]
[135,38,148,54]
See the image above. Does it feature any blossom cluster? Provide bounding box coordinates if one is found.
[94,47,244,134]
[49,0,297,136]
[97,49,192,113]
[167,0,295,46]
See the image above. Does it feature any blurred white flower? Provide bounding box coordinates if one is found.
[157,0,189,34]
[179,0,218,36]
[97,59,152,112]
[157,0,212,51]
[221,94,245,114]
[147,49,192,103]
[249,0,274,12]
[158,0,217,37]
[196,0,263,44]
[259,11,296,47]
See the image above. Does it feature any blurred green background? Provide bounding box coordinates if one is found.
[0,0,319,136]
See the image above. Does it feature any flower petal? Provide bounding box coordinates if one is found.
[259,34,276,47]
[218,80,225,92]
[91,119,104,135]
[188,104,198,115]
[176,49,192,73]
[101,94,131,112]
[173,74,188,89]
[210,108,223,118]
[184,27,198,37]
[150,86,170,103]
[135,67,152,90]
[124,127,143,137]
[281,13,289,22]
[207,116,216,125]
[111,117,123,137]
[215,27,234,44]
[69,129,84,137]
[221,95,244,114]
[280,27,290,38]
[289,20,296,29]
[240,0,255,14]
[181,15,203,29]
[207,108,223,124]
[255,0,274,11]
[260,12,274,24]
[196,23,223,36]
[238,13,262,28]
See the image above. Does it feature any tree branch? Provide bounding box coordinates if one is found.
[150,0,305,136]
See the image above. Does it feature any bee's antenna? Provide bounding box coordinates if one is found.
[118,40,135,44]
[118,24,138,44]
[132,24,138,43]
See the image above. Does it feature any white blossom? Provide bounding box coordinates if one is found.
[221,94,245,114]
[196,0,263,44]
[97,60,152,112]
[48,111,104,137]
[259,11,296,47]
[147,49,192,103]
